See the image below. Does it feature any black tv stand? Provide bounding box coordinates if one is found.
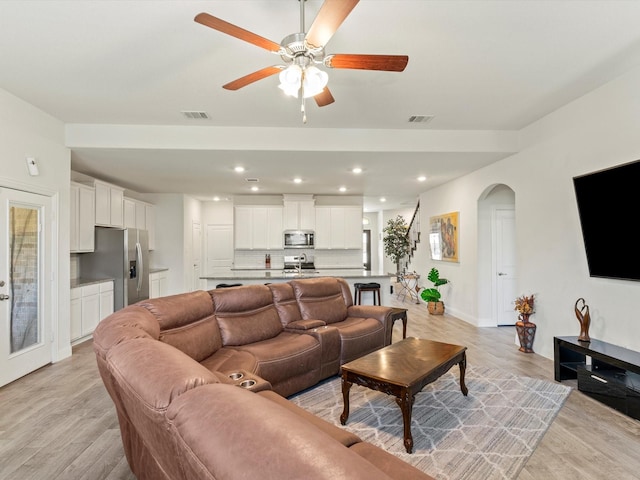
[554,336,640,420]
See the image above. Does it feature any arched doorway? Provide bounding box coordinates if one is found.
[477,184,516,326]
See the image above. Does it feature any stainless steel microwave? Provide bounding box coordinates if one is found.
[283,230,315,249]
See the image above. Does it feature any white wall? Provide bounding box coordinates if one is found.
[0,88,71,361]
[146,194,186,295]
[417,64,640,360]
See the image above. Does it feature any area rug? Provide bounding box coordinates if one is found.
[289,366,571,480]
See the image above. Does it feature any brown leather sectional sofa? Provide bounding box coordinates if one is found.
[93,276,435,480]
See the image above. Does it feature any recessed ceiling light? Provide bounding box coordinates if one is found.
[417,175,427,182]
[251,186,259,192]
[234,166,245,173]
[380,197,386,202]
[339,186,347,192]
[213,196,220,201]
[352,167,362,174]
[293,177,302,184]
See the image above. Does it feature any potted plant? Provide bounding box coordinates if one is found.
[420,267,449,315]
[382,215,411,275]
[514,294,536,353]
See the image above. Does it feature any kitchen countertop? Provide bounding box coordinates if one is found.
[72,267,167,288]
[71,277,115,288]
[200,269,392,280]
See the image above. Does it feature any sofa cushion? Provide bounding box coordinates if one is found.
[166,384,397,480]
[107,338,220,411]
[210,285,283,346]
[136,290,214,331]
[92,305,160,360]
[268,282,303,326]
[232,332,321,387]
[199,347,258,373]
[332,316,386,363]
[159,314,222,362]
[291,277,349,324]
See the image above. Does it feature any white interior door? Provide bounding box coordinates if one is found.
[495,208,518,325]
[191,221,201,291]
[0,188,52,387]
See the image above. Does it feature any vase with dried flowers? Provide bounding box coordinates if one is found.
[514,294,536,353]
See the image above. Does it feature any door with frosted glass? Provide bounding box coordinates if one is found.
[0,188,51,387]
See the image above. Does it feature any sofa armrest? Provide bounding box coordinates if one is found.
[218,369,273,393]
[285,319,327,331]
[347,305,395,345]
[347,305,393,324]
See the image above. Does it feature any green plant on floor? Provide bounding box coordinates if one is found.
[382,215,411,275]
[420,268,449,303]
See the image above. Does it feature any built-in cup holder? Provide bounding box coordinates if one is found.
[228,372,244,380]
[239,379,256,389]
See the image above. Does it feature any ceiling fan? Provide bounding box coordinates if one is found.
[195,0,409,122]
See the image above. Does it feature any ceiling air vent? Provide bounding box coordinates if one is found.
[408,115,434,124]
[181,111,210,120]
[245,178,259,182]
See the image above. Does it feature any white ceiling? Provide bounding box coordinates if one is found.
[2,1,640,211]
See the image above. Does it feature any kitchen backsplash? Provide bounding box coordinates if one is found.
[70,254,80,280]
[233,249,363,270]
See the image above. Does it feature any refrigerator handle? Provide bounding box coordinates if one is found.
[136,242,144,292]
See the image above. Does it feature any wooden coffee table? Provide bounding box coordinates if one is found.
[340,337,468,453]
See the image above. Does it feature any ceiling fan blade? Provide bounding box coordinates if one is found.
[325,54,409,72]
[222,66,283,91]
[305,0,359,49]
[314,87,335,107]
[195,12,281,52]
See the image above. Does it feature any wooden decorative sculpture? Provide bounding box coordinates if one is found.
[574,297,591,342]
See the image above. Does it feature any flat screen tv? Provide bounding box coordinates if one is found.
[573,159,640,282]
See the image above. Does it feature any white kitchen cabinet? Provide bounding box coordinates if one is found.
[150,270,169,298]
[94,180,124,228]
[234,206,283,250]
[123,197,155,250]
[70,287,82,341]
[314,206,362,249]
[135,201,146,230]
[71,280,114,342]
[283,199,315,231]
[123,198,136,228]
[234,207,253,249]
[145,204,156,250]
[70,182,95,253]
[99,281,114,320]
[80,283,101,337]
[343,206,363,249]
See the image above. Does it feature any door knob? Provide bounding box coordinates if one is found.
[0,294,10,300]
[498,272,506,276]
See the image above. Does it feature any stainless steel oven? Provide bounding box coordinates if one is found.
[283,230,314,249]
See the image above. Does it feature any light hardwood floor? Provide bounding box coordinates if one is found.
[1,291,639,480]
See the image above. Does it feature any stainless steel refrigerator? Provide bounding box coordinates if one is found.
[81,227,150,310]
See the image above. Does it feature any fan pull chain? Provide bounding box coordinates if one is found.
[300,80,307,123]
[301,96,307,124]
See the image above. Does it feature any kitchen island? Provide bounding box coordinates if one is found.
[201,270,393,306]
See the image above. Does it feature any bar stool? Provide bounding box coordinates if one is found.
[354,282,381,305]
[215,283,243,289]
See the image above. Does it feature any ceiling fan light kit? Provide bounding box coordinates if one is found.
[195,0,408,123]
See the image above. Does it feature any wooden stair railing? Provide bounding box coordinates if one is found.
[402,201,420,272]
